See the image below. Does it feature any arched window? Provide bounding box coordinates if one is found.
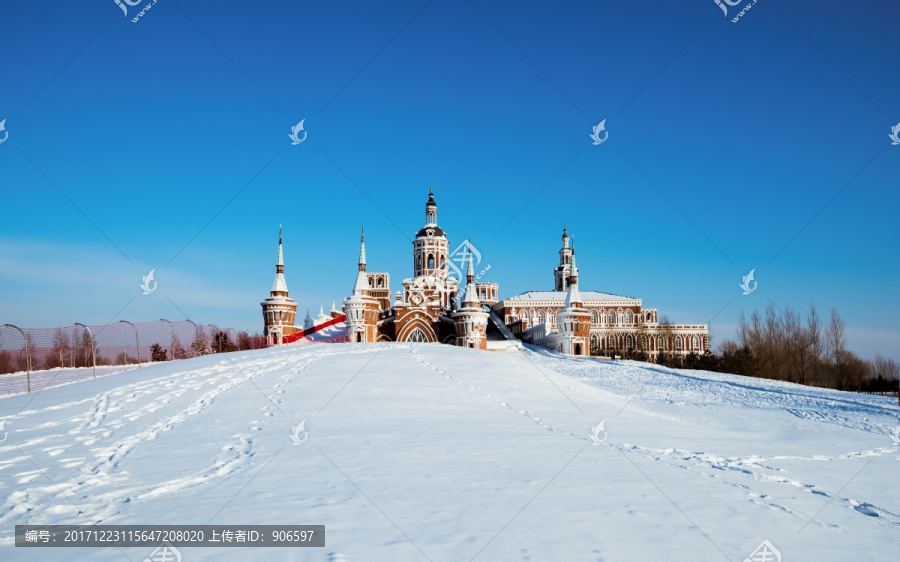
[427,254,434,269]
[538,311,545,324]
[377,278,384,287]
[675,336,683,350]
[626,334,633,350]
[591,311,598,323]
[417,255,422,269]
[407,328,428,343]
[625,311,633,324]
[608,335,616,350]
[590,334,598,349]
[692,335,700,350]
[608,311,616,325]
[564,256,569,264]
[440,255,445,269]
[658,336,665,350]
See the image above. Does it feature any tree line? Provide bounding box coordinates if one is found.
[0,329,269,375]
[648,305,898,396]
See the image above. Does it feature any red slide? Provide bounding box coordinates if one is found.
[281,314,347,344]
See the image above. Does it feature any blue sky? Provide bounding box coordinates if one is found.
[1,0,898,360]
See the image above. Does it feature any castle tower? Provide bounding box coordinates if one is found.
[554,226,575,291]
[452,237,489,349]
[260,226,298,344]
[555,243,591,356]
[344,226,380,343]
[413,190,450,280]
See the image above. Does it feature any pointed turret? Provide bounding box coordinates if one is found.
[564,241,582,308]
[261,225,298,344]
[452,236,489,349]
[344,225,379,344]
[460,236,479,309]
[555,236,590,356]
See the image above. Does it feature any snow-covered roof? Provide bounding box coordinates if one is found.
[503,290,638,302]
[351,269,368,295]
[271,273,288,294]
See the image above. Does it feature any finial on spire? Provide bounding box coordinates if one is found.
[279,224,283,243]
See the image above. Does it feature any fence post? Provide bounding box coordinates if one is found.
[73,323,96,379]
[119,320,140,368]
[3,324,31,393]
[160,319,175,361]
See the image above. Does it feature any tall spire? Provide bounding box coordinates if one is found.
[562,224,569,249]
[358,224,366,272]
[564,240,582,308]
[271,225,289,294]
[276,224,284,272]
[352,226,370,295]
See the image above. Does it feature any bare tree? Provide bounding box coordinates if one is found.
[825,308,847,389]
[807,304,823,387]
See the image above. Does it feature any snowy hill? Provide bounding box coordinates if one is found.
[1,343,898,561]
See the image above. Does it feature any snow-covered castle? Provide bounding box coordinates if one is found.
[262,190,709,359]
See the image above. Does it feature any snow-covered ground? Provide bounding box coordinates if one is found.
[0,343,897,561]
[0,364,143,397]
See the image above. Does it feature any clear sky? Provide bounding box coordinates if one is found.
[1,1,898,360]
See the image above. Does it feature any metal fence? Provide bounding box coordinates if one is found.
[0,320,266,396]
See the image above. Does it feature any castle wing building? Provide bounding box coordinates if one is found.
[492,227,709,359]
